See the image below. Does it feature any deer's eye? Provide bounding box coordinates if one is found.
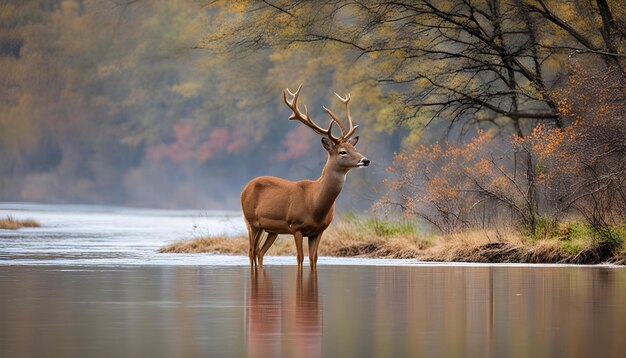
[339,150,348,155]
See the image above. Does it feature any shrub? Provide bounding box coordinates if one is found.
[381,65,626,239]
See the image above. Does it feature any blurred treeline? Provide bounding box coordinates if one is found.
[1,0,625,222]
[0,0,387,209]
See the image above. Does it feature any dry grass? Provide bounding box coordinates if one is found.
[317,220,430,258]
[159,219,625,265]
[159,219,431,258]
[159,235,248,254]
[0,216,41,230]
[419,229,525,263]
[158,234,304,255]
[420,227,619,264]
[612,249,626,265]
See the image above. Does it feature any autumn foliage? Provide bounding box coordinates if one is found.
[148,123,247,165]
[383,65,626,243]
[529,66,626,239]
[383,130,529,233]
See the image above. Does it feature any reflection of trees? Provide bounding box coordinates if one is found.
[336,266,625,357]
[246,268,322,358]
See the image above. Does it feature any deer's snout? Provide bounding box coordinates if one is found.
[359,157,370,167]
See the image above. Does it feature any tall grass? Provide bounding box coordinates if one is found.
[319,215,430,258]
[159,216,626,264]
[160,216,431,259]
[423,221,626,264]
[0,216,41,230]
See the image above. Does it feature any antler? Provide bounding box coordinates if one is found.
[283,84,341,144]
[323,92,359,140]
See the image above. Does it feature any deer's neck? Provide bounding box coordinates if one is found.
[312,159,346,219]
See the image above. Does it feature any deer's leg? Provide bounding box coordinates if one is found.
[258,232,278,268]
[308,232,323,270]
[248,227,263,268]
[246,223,256,268]
[294,231,304,269]
[253,229,265,257]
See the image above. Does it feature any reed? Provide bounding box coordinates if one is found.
[0,216,41,230]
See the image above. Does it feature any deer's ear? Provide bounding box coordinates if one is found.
[321,137,334,151]
[347,136,359,146]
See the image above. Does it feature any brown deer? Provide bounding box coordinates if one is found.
[241,85,369,270]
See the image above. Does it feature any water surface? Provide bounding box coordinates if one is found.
[1,203,625,357]
[1,265,625,357]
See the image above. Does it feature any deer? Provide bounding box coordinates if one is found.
[241,85,370,270]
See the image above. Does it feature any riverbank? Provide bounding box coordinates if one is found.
[159,217,426,259]
[0,216,40,230]
[160,218,626,265]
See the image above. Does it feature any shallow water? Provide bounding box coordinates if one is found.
[1,265,625,357]
[1,203,626,357]
[0,202,421,267]
[0,202,246,266]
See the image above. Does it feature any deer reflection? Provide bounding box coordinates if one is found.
[246,269,322,358]
[247,269,281,358]
[294,269,322,358]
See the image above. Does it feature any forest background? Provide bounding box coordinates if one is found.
[1,1,624,244]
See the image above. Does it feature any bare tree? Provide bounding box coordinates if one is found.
[205,0,625,136]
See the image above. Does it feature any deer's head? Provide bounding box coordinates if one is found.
[284,85,370,172]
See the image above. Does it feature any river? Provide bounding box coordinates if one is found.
[1,203,625,357]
